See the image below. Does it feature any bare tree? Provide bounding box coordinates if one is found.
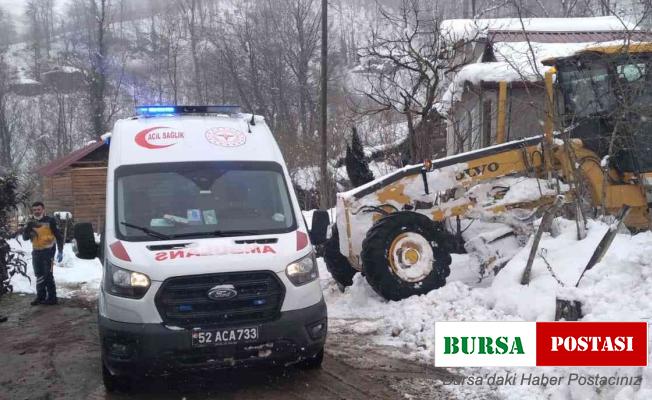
[61,0,112,138]
[355,0,476,163]
[0,8,16,170]
[179,0,208,103]
[88,0,110,137]
[24,0,57,78]
[208,0,298,137]
[0,58,14,169]
[164,13,182,104]
[277,0,321,138]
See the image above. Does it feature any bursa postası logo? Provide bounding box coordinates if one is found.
[435,322,647,367]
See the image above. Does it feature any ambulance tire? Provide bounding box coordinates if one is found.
[102,362,132,393]
[323,224,357,288]
[74,222,98,259]
[361,212,452,301]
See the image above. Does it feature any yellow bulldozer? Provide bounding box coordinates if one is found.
[323,43,652,301]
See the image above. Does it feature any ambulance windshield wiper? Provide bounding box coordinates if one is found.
[171,230,259,238]
[120,222,171,240]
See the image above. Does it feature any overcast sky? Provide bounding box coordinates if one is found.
[0,0,29,33]
[0,0,68,34]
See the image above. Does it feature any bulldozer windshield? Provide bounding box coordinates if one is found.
[557,52,652,173]
[558,60,615,119]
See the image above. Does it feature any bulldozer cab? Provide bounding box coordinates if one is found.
[550,44,652,175]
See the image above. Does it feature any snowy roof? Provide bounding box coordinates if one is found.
[440,17,636,42]
[490,41,605,79]
[438,22,652,114]
[488,30,652,43]
[437,41,598,113]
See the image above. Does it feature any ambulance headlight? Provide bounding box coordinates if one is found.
[285,253,318,286]
[105,263,151,298]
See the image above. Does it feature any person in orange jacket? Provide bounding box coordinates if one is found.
[21,201,64,305]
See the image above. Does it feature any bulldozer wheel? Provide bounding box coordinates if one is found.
[361,212,452,301]
[323,224,357,287]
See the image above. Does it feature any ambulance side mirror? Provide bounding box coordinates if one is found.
[309,210,329,245]
[73,222,99,260]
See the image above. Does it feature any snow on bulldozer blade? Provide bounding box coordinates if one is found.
[321,217,652,399]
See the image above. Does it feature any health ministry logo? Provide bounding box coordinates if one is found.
[434,321,647,367]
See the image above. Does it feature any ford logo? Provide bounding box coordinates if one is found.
[207,284,238,300]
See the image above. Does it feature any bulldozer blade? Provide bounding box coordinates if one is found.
[575,205,631,283]
[555,205,631,321]
[521,196,563,285]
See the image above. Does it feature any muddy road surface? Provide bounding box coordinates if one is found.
[0,294,470,400]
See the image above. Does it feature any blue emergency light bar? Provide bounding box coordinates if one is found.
[136,105,241,117]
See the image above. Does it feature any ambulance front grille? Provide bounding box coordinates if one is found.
[155,271,285,328]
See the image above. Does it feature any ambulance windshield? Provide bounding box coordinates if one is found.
[115,161,297,241]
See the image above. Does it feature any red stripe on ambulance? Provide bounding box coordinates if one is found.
[135,126,184,149]
[154,245,276,261]
[109,241,131,262]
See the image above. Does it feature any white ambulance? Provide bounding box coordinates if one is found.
[74,106,329,392]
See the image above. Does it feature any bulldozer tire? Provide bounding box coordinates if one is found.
[323,224,357,287]
[361,212,452,301]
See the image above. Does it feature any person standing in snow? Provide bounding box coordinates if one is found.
[20,201,64,306]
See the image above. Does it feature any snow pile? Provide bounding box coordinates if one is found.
[8,239,103,300]
[465,175,567,211]
[324,218,652,399]
[320,253,501,354]
[486,220,652,399]
[488,218,608,320]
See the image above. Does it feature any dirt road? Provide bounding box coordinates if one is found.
[0,294,469,400]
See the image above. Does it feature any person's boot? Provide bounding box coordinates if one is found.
[30,298,44,306]
[43,298,58,305]
[0,315,7,323]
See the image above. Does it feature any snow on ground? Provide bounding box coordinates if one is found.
[7,215,651,399]
[8,238,102,300]
[322,218,652,399]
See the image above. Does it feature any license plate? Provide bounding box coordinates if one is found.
[191,326,259,347]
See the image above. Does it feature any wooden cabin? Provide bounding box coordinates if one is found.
[36,141,109,232]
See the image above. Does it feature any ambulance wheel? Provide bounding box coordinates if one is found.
[102,362,132,393]
[74,223,98,259]
[361,212,452,301]
[323,224,357,288]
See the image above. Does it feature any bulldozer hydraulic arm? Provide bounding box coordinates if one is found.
[336,135,650,270]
